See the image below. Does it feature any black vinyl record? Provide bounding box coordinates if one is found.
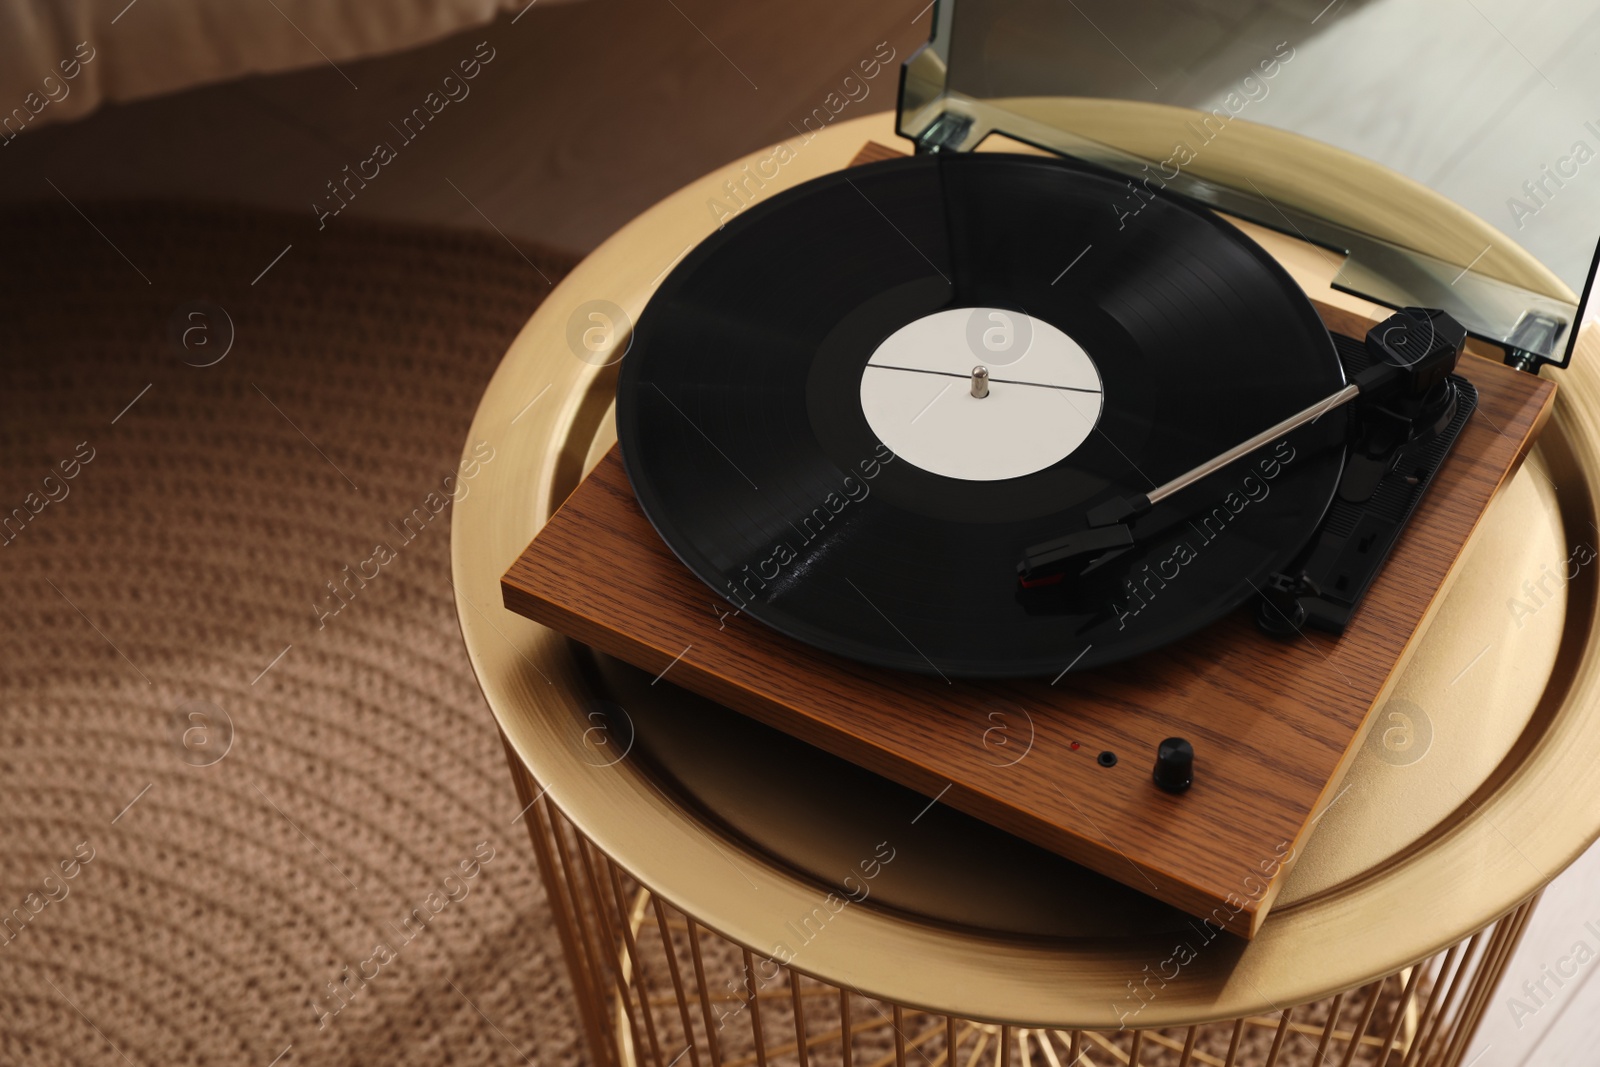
[616,153,1347,678]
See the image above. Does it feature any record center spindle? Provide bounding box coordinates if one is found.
[971,365,990,398]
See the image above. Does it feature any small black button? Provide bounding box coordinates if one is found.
[1153,737,1194,793]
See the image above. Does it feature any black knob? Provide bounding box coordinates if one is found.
[1152,737,1194,793]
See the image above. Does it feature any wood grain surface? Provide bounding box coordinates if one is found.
[502,299,1554,937]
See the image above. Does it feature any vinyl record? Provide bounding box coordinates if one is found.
[616,152,1347,678]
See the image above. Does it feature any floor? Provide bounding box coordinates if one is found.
[1465,842,1600,1066]
[1,0,1597,1062]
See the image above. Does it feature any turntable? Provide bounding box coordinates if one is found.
[499,8,1591,938]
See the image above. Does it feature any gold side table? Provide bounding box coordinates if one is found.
[452,110,1600,1067]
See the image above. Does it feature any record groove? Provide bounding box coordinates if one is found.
[617,153,1346,678]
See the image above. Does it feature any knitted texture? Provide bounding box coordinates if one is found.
[0,203,583,1067]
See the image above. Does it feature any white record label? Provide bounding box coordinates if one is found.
[859,307,1104,482]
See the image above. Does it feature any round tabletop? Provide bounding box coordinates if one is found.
[452,108,1600,1029]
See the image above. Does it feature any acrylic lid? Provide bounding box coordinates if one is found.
[897,0,1600,368]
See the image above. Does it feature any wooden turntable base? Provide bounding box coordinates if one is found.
[503,312,1552,938]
